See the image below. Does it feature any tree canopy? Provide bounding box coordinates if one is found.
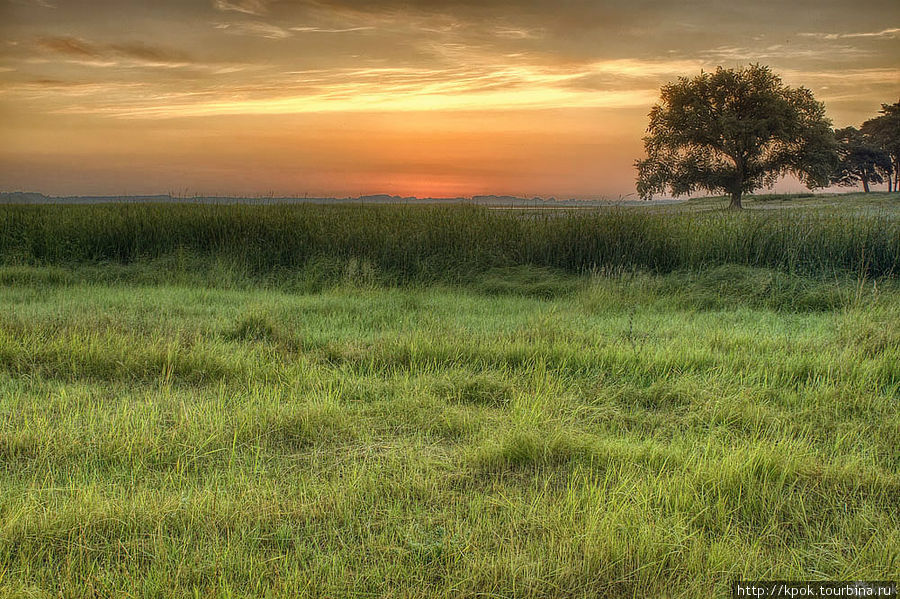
[635,64,837,209]
[860,101,900,192]
[830,126,892,193]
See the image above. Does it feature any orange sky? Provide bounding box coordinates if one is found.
[1,0,898,198]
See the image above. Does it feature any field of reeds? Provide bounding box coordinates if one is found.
[0,193,898,597]
[2,193,898,281]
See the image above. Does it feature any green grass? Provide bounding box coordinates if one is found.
[0,196,898,597]
[1,264,898,597]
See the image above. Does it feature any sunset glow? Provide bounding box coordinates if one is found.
[2,0,899,198]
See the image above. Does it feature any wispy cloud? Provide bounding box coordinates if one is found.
[587,58,703,78]
[10,80,149,95]
[289,26,375,33]
[212,0,270,16]
[24,58,704,119]
[214,21,291,39]
[799,27,900,40]
[493,27,543,40]
[55,87,659,119]
[781,67,900,84]
[36,36,193,66]
[698,44,872,62]
[37,36,97,57]
[215,20,376,38]
[24,35,257,74]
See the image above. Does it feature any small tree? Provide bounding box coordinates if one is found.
[831,126,892,192]
[861,101,900,192]
[635,64,837,209]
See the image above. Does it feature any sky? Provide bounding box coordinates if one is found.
[1,0,898,198]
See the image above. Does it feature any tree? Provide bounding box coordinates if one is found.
[830,126,892,193]
[861,101,900,192]
[635,64,837,209]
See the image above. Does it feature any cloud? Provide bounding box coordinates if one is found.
[55,86,658,119]
[7,0,898,128]
[108,42,192,65]
[37,36,98,57]
[493,27,542,40]
[780,67,900,86]
[697,44,873,62]
[30,36,246,71]
[799,28,900,40]
[213,0,270,16]
[37,36,192,65]
[214,21,291,39]
[29,58,694,119]
[289,25,375,33]
[12,79,148,93]
[588,58,703,78]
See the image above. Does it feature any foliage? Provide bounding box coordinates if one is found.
[861,101,900,190]
[635,65,837,208]
[831,126,892,192]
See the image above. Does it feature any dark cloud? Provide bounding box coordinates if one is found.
[27,78,85,86]
[108,42,192,63]
[36,36,193,64]
[37,36,98,57]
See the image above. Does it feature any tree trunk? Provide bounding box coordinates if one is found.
[729,191,743,210]
[862,178,870,193]
[894,157,899,190]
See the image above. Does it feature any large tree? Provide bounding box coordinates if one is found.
[861,101,900,192]
[635,65,837,209]
[830,126,892,193]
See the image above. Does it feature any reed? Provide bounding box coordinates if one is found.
[2,202,897,280]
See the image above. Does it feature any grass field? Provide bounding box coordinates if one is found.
[1,194,898,597]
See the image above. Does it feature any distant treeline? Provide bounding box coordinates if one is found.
[1,203,898,279]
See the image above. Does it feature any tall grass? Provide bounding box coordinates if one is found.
[2,203,898,279]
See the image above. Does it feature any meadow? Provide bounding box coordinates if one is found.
[0,193,898,597]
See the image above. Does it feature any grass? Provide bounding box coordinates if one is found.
[2,193,899,280]
[0,195,898,597]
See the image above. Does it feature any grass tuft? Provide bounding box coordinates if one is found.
[226,311,280,342]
